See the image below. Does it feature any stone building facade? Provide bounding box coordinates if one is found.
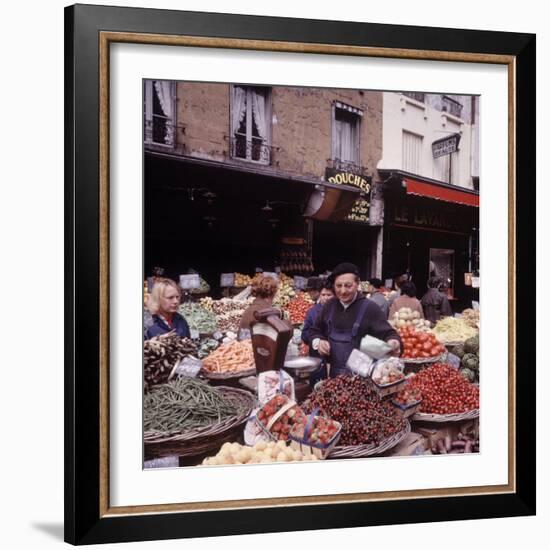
[144,80,386,283]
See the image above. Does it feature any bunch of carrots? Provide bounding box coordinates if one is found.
[202,340,255,373]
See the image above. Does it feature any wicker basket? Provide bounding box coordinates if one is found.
[144,386,256,459]
[412,408,479,423]
[202,367,257,380]
[402,352,447,365]
[443,341,465,348]
[328,422,411,459]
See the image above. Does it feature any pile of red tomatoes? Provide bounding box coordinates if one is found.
[398,327,446,359]
[407,363,479,414]
[286,293,313,325]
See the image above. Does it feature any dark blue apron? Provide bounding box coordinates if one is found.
[327,299,370,377]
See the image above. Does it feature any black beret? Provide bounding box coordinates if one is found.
[328,262,360,284]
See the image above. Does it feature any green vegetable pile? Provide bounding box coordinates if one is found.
[454,335,479,383]
[197,338,219,359]
[178,302,217,334]
[144,377,249,435]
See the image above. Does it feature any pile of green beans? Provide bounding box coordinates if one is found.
[144,377,247,434]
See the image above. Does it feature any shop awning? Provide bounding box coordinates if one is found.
[404,177,479,207]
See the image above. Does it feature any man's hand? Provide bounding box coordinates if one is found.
[387,339,401,357]
[318,339,331,356]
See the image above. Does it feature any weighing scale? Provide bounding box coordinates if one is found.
[283,356,323,402]
[250,308,293,374]
[249,308,323,402]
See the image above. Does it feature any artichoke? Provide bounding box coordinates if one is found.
[464,335,479,355]
[452,343,466,359]
[461,353,479,371]
[459,367,476,382]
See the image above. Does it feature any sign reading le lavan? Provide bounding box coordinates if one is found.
[325,168,372,223]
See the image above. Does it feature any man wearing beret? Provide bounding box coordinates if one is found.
[310,262,402,377]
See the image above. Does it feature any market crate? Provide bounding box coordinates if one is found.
[372,377,407,398]
[288,413,342,459]
[255,394,306,442]
[391,398,422,418]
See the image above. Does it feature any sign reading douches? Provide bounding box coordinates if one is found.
[325,168,372,223]
[432,134,461,158]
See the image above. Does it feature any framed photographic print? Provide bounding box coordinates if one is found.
[65,3,536,545]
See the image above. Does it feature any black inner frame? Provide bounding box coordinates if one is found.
[65,4,536,545]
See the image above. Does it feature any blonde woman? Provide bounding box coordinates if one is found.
[239,274,279,332]
[145,278,190,340]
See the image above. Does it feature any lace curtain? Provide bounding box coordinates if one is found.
[153,80,174,145]
[251,90,267,141]
[232,86,247,134]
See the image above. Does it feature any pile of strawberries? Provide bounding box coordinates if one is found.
[256,394,306,441]
[290,415,340,446]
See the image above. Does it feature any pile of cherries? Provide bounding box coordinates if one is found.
[302,375,406,447]
[407,363,479,414]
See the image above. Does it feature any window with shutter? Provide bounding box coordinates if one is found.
[144,80,175,147]
[332,105,361,167]
[231,85,271,164]
[402,130,423,174]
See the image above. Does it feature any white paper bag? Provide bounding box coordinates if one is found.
[359,334,393,359]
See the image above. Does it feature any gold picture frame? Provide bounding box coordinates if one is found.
[65,4,535,544]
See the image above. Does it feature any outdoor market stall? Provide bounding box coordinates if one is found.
[142,271,480,467]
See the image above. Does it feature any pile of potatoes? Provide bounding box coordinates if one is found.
[201,440,319,466]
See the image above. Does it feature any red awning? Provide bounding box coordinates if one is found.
[404,177,479,207]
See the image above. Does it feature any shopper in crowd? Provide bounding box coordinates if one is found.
[388,281,424,320]
[387,272,408,311]
[301,281,335,353]
[310,262,402,377]
[305,277,321,303]
[239,274,279,333]
[367,277,389,319]
[301,281,335,386]
[421,276,453,325]
[145,277,191,340]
